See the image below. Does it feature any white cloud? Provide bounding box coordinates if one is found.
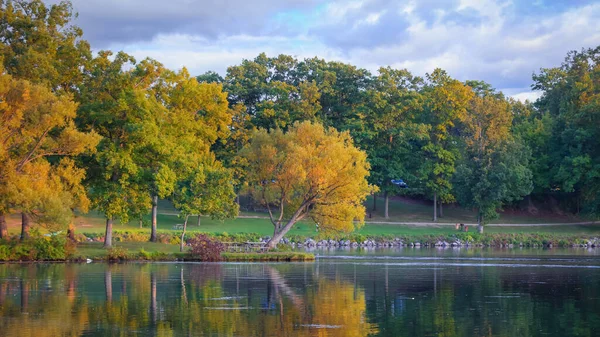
[70,0,600,99]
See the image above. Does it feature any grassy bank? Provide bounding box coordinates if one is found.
[221,252,315,261]
[2,197,589,239]
[2,230,599,263]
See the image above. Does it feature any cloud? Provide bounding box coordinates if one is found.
[60,0,323,46]
[52,0,600,98]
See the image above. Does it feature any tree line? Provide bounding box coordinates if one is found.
[1,1,598,247]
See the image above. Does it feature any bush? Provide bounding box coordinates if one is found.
[105,247,130,261]
[188,234,225,261]
[0,236,70,261]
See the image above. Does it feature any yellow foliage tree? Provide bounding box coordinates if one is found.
[239,121,372,247]
[0,70,99,238]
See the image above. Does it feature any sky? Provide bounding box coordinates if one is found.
[55,0,600,101]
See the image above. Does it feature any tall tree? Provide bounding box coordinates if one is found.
[532,46,600,215]
[366,67,426,219]
[239,121,372,248]
[418,69,474,221]
[0,71,98,239]
[0,0,91,93]
[454,91,532,232]
[77,51,155,248]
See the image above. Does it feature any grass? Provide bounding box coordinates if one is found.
[221,252,315,261]
[4,197,599,241]
[365,195,579,224]
[75,241,183,259]
[73,242,315,262]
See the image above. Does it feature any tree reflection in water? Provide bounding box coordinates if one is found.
[0,260,599,336]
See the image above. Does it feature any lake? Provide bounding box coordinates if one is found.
[1,248,600,336]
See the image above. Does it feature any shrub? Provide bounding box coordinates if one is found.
[0,236,69,261]
[188,234,225,261]
[138,248,152,260]
[105,247,129,261]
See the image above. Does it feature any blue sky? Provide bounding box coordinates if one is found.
[59,0,600,101]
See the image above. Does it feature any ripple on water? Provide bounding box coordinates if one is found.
[299,324,343,329]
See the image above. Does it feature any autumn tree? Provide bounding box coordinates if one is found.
[239,121,372,248]
[0,71,98,239]
[454,90,532,232]
[417,69,474,221]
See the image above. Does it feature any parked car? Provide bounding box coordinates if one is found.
[391,179,408,188]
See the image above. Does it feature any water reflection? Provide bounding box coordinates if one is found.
[0,251,599,336]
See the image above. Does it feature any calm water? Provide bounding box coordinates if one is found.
[1,249,600,336]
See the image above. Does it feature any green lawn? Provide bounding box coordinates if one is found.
[365,195,579,224]
[76,241,183,259]
[70,212,600,237]
[4,196,597,238]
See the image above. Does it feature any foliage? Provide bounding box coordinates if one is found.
[0,235,71,261]
[454,90,533,230]
[188,233,225,261]
[0,70,99,238]
[0,0,91,92]
[104,246,130,261]
[531,46,600,216]
[239,121,372,247]
[417,69,475,219]
[365,67,426,212]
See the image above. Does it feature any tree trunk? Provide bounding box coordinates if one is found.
[180,215,189,252]
[104,217,113,248]
[0,213,7,239]
[196,215,201,227]
[439,201,443,218]
[267,207,306,248]
[139,215,143,229]
[67,223,76,241]
[433,192,437,222]
[372,193,377,212]
[384,192,389,219]
[478,212,484,233]
[150,195,158,242]
[20,212,30,241]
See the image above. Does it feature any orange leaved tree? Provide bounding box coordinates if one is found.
[239,121,372,248]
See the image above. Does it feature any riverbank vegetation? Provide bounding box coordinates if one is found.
[1,229,599,262]
[1,1,600,250]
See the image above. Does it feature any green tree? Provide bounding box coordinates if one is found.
[0,0,91,93]
[532,46,600,215]
[172,158,238,252]
[77,51,155,248]
[418,69,474,221]
[454,91,532,232]
[239,121,372,248]
[366,67,426,218]
[225,53,321,131]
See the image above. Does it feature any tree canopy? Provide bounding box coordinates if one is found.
[239,121,372,247]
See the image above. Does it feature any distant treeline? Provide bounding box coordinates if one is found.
[1,1,599,245]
